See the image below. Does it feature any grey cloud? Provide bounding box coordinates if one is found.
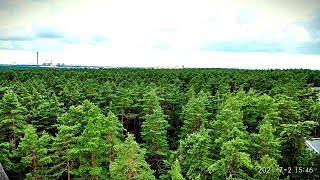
[199,40,320,55]
[63,34,110,45]
[90,34,110,43]
[63,37,81,44]
[0,39,63,51]
[33,25,64,39]
[0,27,35,41]
[199,40,282,53]
[199,10,320,55]
[0,1,19,12]
[295,41,320,54]
[306,10,320,39]
[0,24,112,51]
[0,35,35,41]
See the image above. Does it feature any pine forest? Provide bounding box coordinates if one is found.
[0,68,319,180]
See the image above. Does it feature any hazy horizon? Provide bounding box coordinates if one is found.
[0,0,319,69]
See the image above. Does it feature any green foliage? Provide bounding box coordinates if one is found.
[253,155,281,180]
[0,68,319,179]
[178,128,213,179]
[73,110,107,179]
[280,121,319,179]
[239,90,280,133]
[27,94,65,134]
[310,101,320,136]
[180,91,210,139]
[15,125,52,179]
[274,94,301,124]
[168,159,185,180]
[0,90,27,174]
[102,111,125,162]
[296,148,320,179]
[141,92,169,177]
[208,137,253,179]
[51,122,76,179]
[250,120,281,161]
[0,90,27,147]
[110,134,156,180]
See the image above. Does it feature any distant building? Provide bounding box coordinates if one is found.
[56,63,65,67]
[306,138,320,154]
[42,62,52,66]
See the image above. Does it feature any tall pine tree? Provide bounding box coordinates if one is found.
[141,93,169,177]
[15,125,52,180]
[180,91,210,139]
[110,133,156,180]
[0,90,27,177]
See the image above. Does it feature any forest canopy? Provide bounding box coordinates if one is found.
[0,68,319,180]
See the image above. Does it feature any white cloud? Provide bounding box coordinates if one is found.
[0,0,320,68]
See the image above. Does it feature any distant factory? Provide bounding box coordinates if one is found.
[36,52,65,67]
[42,60,53,66]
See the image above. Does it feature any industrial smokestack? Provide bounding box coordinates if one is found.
[37,52,38,66]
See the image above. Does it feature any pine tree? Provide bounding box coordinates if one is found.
[239,90,280,133]
[51,124,76,180]
[28,94,65,135]
[210,96,246,152]
[209,95,253,179]
[0,90,27,176]
[141,88,163,115]
[111,87,134,132]
[177,128,213,180]
[59,80,84,108]
[50,100,92,179]
[168,159,185,180]
[280,121,319,179]
[141,100,169,177]
[110,133,156,180]
[296,148,320,179]
[253,155,281,180]
[208,136,254,179]
[74,113,106,179]
[274,94,301,124]
[250,120,281,161]
[94,81,116,114]
[310,101,320,136]
[15,125,52,180]
[102,111,125,164]
[0,90,27,149]
[180,91,210,139]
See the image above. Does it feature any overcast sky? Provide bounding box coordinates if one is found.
[0,0,319,69]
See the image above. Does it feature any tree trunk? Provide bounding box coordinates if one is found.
[12,117,16,149]
[33,152,38,180]
[290,150,295,180]
[154,144,159,169]
[226,157,235,178]
[91,151,95,180]
[128,169,133,180]
[66,144,71,180]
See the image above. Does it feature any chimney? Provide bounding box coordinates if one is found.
[37,52,38,66]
